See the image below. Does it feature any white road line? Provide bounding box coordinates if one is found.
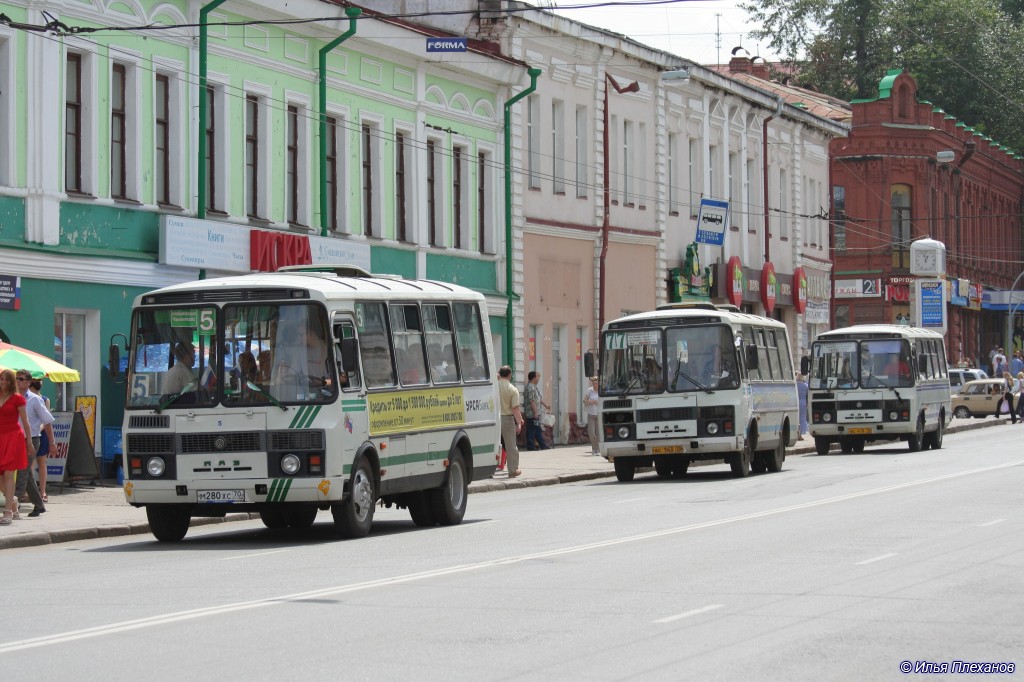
[978,518,1006,527]
[654,604,723,623]
[613,497,649,504]
[856,552,897,566]
[219,550,291,561]
[2,458,1021,654]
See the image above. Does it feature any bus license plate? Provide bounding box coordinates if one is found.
[847,427,871,434]
[652,445,683,454]
[197,489,245,503]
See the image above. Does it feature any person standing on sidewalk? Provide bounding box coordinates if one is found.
[0,369,34,525]
[16,370,53,514]
[523,371,551,450]
[497,366,524,478]
[585,376,601,455]
[28,378,52,496]
[796,373,809,436]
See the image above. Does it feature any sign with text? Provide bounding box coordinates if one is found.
[0,275,21,310]
[426,37,467,52]
[694,199,729,246]
[917,279,947,334]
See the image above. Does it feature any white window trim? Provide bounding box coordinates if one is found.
[284,90,312,227]
[153,57,186,209]
[204,73,231,214]
[0,30,14,187]
[111,54,141,202]
[574,105,587,199]
[477,141,497,254]
[359,113,384,238]
[425,133,446,247]
[551,98,565,194]
[452,135,472,250]
[325,105,349,233]
[65,44,97,197]
[393,121,416,243]
[527,95,540,190]
[244,81,273,220]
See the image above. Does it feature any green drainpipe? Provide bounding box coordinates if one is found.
[319,7,362,236]
[502,68,542,369]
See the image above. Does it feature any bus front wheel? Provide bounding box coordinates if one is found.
[907,418,925,452]
[408,492,438,527]
[654,458,673,478]
[614,458,636,482]
[147,505,191,542]
[429,451,468,526]
[332,456,376,538]
[730,439,753,478]
[814,438,831,456]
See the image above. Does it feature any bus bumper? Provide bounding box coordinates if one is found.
[605,435,744,460]
[124,477,346,507]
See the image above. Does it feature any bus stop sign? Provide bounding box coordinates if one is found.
[695,199,729,246]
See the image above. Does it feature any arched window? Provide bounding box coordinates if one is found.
[891,184,912,268]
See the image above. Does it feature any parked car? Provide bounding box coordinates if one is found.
[949,368,988,394]
[951,379,1012,419]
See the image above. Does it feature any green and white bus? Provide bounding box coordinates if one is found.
[807,325,950,454]
[593,303,799,482]
[113,266,499,541]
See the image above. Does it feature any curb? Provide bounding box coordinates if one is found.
[0,418,1005,550]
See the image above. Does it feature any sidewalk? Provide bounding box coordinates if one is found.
[0,417,1003,550]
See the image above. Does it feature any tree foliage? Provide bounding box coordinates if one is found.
[741,0,1024,150]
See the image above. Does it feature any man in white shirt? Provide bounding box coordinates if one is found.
[15,370,53,516]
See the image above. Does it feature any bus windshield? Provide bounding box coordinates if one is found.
[601,324,738,395]
[810,338,913,390]
[126,302,336,409]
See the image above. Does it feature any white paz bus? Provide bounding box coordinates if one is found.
[806,325,951,454]
[590,303,799,482]
[111,266,499,541]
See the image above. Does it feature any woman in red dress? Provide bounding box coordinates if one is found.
[0,368,34,525]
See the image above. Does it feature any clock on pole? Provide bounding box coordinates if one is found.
[909,238,946,276]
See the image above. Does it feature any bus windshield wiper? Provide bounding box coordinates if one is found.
[245,380,289,411]
[155,379,199,413]
[621,372,645,396]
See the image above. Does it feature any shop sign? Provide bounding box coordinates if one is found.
[0,275,21,310]
[761,262,777,313]
[835,278,881,298]
[725,256,744,307]
[804,299,830,324]
[792,267,808,314]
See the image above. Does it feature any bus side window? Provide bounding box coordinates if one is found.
[356,302,396,388]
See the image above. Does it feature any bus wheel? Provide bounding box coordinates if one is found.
[730,439,752,478]
[408,492,438,527]
[332,456,376,538]
[751,454,767,474]
[924,417,944,450]
[284,505,318,529]
[907,418,925,452]
[654,458,673,478]
[260,509,288,529]
[671,456,689,478]
[766,435,785,473]
[614,458,636,482]
[146,505,191,542]
[852,439,865,454]
[814,438,831,456]
[840,437,854,454]
[429,451,468,526]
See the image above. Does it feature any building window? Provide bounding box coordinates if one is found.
[245,94,259,218]
[622,119,632,205]
[428,139,442,246]
[395,131,409,242]
[527,95,540,189]
[478,150,493,254]
[325,115,343,231]
[154,74,170,205]
[286,105,299,225]
[833,185,846,252]
[575,105,587,198]
[110,63,126,199]
[667,133,678,215]
[778,168,788,239]
[65,53,83,193]
[361,122,381,237]
[453,145,464,249]
[688,137,699,217]
[708,144,717,199]
[0,36,10,186]
[745,157,755,232]
[205,85,218,212]
[637,122,646,209]
[552,99,565,194]
[891,184,912,268]
[729,152,739,227]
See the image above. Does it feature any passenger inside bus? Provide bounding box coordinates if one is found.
[164,342,196,394]
[643,357,664,392]
[460,348,486,381]
[884,353,911,381]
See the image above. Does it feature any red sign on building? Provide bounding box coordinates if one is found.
[761,262,777,313]
[725,256,744,307]
[250,230,313,272]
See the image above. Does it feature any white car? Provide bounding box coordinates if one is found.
[949,368,988,395]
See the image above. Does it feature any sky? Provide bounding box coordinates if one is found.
[547,0,779,66]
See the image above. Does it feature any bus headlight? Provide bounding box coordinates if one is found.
[707,422,720,435]
[617,426,630,439]
[146,457,166,478]
[888,410,899,421]
[280,454,301,475]
[822,413,833,423]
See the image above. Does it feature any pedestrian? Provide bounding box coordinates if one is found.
[992,347,1007,377]
[585,376,601,455]
[28,378,52,498]
[15,370,52,515]
[497,366,524,478]
[1011,351,1024,378]
[796,372,809,436]
[1016,372,1024,422]
[998,370,1018,424]
[523,370,550,450]
[0,369,35,525]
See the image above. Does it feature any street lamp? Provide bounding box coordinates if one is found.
[598,73,640,333]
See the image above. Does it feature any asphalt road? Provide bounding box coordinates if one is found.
[2,426,1021,681]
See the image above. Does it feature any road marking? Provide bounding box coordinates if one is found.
[613,497,649,504]
[219,550,290,561]
[856,552,897,566]
[654,604,723,623]
[2,458,1021,654]
[978,518,1006,527]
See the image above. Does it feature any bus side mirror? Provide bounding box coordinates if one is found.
[108,344,121,379]
[745,344,759,370]
[340,337,359,374]
[800,356,810,375]
[584,350,595,378]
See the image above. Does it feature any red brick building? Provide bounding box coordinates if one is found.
[830,70,1023,366]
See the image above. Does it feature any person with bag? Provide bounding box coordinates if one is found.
[997,371,1018,423]
[523,370,551,450]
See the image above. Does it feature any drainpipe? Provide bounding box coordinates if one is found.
[762,96,784,262]
[318,7,361,236]
[197,0,229,221]
[502,67,542,368]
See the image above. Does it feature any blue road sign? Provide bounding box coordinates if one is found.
[695,198,729,246]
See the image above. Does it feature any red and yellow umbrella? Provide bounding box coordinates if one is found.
[0,342,81,382]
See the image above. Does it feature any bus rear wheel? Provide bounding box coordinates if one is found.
[654,458,673,478]
[428,451,468,526]
[408,492,438,527]
[907,418,925,452]
[924,417,944,450]
[670,457,689,478]
[766,434,785,473]
[147,505,191,542]
[730,439,753,478]
[614,458,636,482]
[814,437,831,456]
[332,456,376,538]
